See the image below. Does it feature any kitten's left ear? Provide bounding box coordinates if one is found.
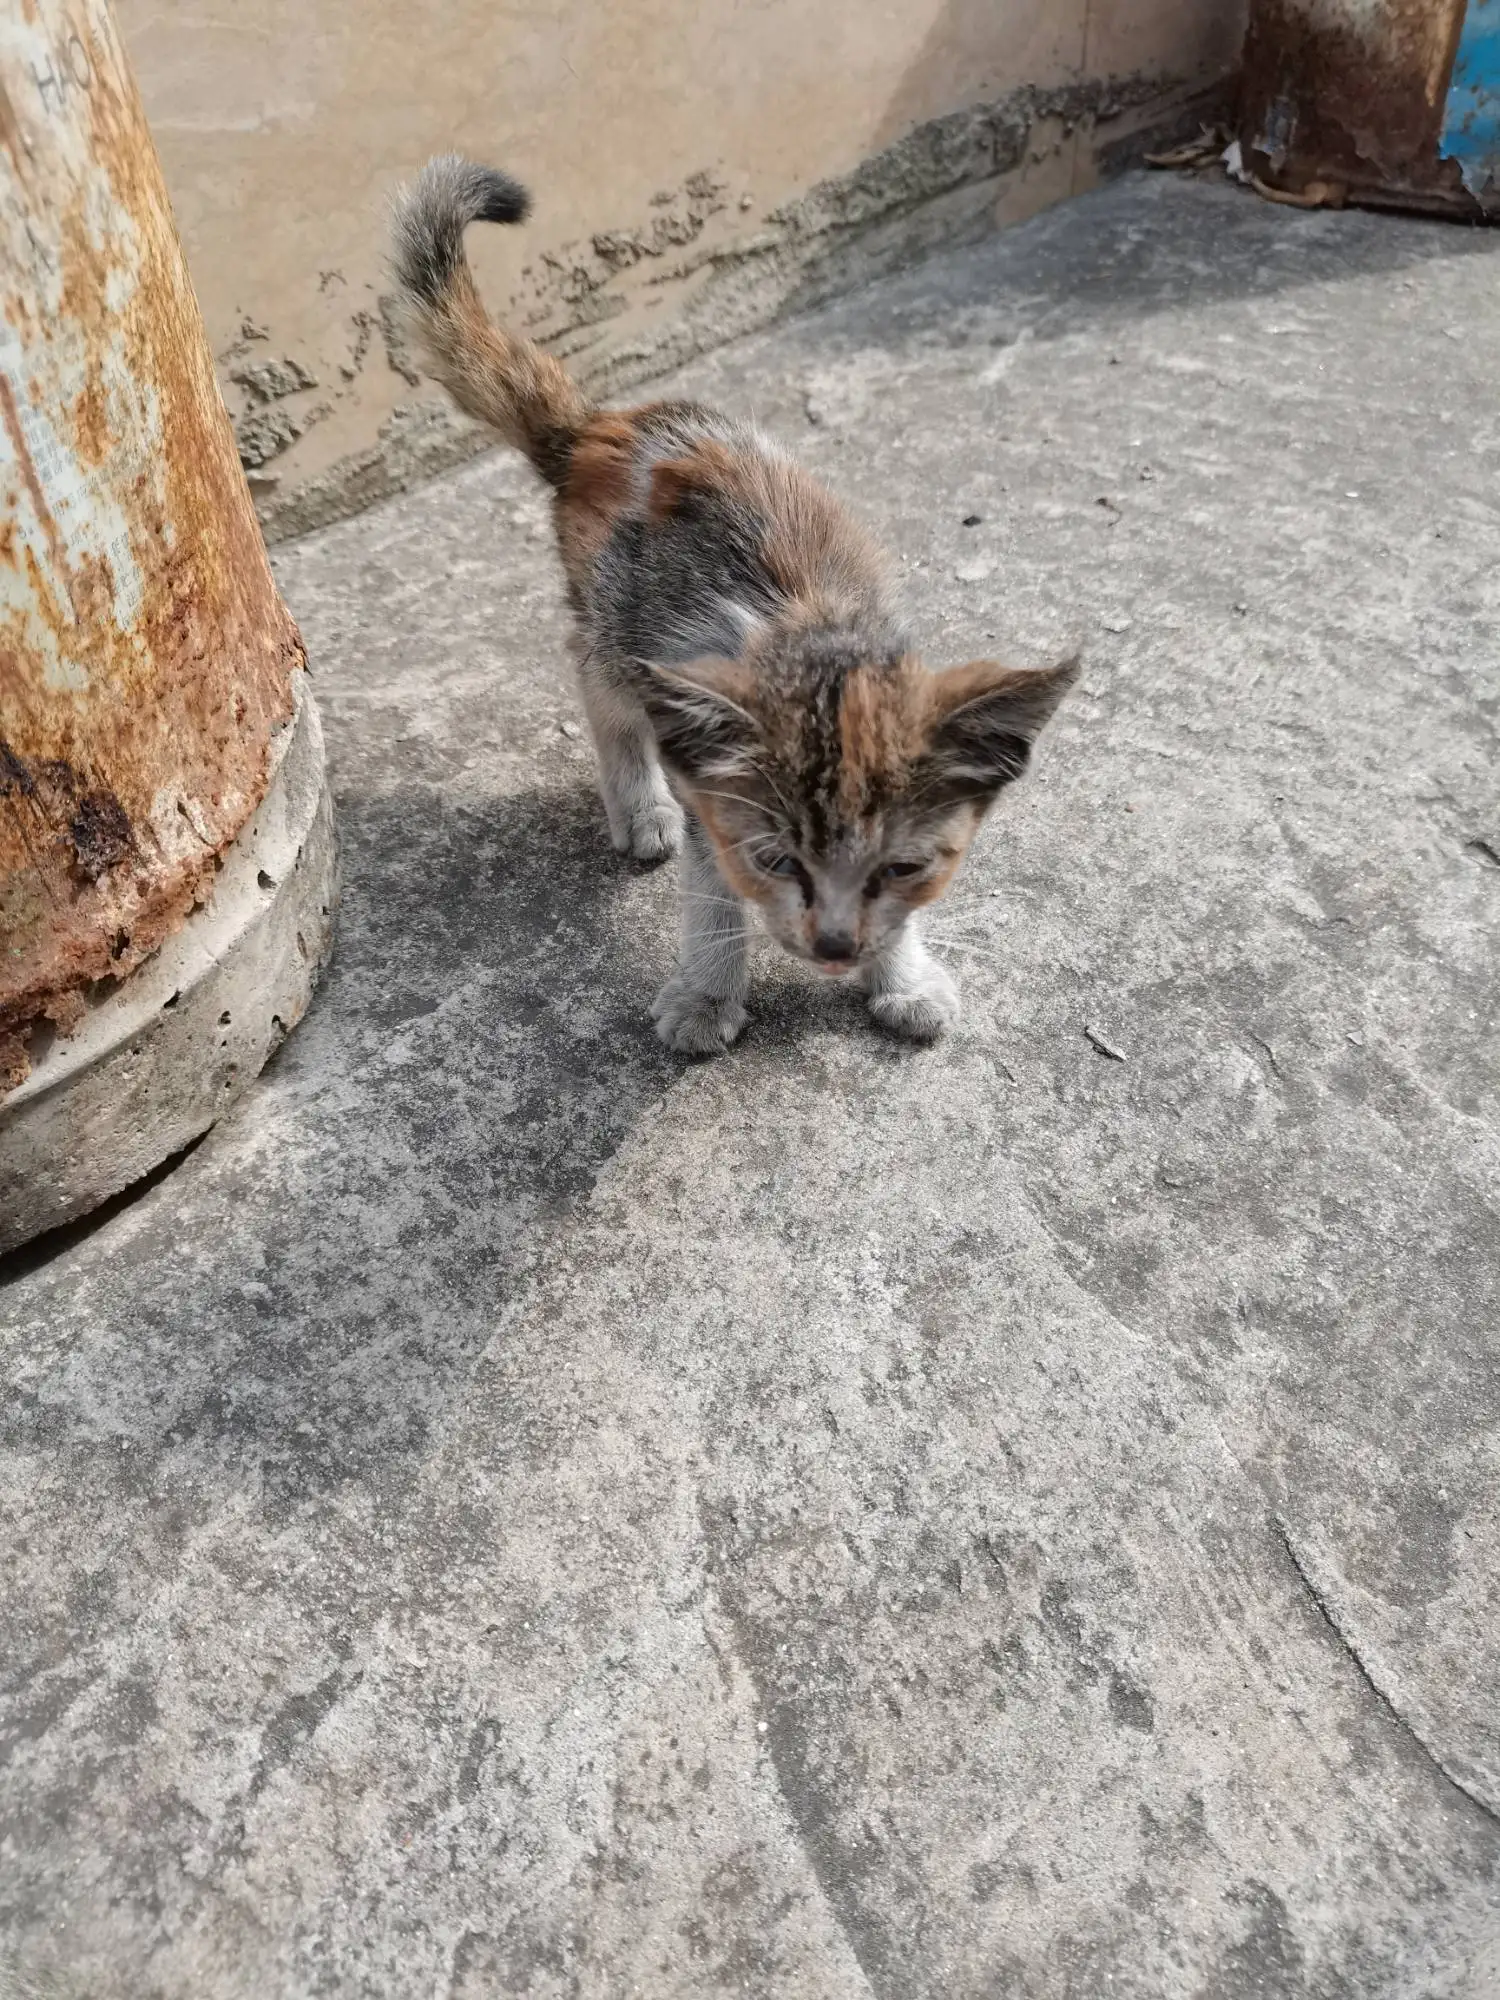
[920,655,1079,803]
[642,657,761,781]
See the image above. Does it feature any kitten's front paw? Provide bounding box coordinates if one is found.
[867,961,960,1042]
[651,977,748,1056]
[615,798,684,864]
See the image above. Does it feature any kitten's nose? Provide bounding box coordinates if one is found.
[812,929,857,966]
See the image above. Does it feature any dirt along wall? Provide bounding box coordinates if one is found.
[116,0,1247,541]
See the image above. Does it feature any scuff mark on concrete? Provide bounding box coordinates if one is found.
[243,1666,361,1807]
[229,353,325,468]
[1273,1518,1500,1826]
[698,1501,889,1998]
[339,307,375,384]
[231,354,317,403]
[376,292,420,387]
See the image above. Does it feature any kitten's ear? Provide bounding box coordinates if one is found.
[642,658,760,780]
[919,655,1078,804]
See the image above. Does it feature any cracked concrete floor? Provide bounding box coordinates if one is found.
[3,174,1500,1998]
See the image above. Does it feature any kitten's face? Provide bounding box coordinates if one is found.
[692,792,978,974]
[646,646,1077,971]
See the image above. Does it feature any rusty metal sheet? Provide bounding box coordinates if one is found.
[0,0,302,1089]
[1238,0,1500,216]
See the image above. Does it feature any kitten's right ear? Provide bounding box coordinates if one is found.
[918,655,1078,805]
[642,658,760,780]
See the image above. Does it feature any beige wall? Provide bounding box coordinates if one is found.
[117,0,1245,538]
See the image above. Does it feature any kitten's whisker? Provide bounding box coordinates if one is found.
[688,787,759,809]
[693,775,797,820]
[709,831,784,862]
[921,936,1008,963]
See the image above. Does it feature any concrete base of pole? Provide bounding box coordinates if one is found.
[0,675,337,1254]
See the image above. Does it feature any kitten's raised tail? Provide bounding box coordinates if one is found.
[389,155,591,488]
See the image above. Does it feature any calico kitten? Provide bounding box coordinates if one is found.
[391,156,1076,1055]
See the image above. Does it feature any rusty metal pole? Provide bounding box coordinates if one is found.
[0,0,336,1249]
[1238,0,1500,214]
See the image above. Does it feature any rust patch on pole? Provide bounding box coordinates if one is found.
[0,0,304,1090]
[1237,0,1498,215]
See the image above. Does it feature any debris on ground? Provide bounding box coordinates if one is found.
[1084,1023,1128,1061]
[1149,126,1348,212]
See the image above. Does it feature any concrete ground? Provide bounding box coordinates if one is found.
[3,174,1499,1999]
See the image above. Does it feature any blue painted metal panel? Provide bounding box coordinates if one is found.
[1442,0,1500,194]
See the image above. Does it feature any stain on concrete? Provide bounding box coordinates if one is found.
[228,356,324,469]
[1202,1881,1307,2000]
[375,293,420,387]
[230,356,317,404]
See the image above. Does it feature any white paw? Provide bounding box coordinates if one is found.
[867,961,960,1042]
[650,977,748,1056]
[614,798,684,864]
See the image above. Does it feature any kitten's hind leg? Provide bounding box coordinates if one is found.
[865,919,960,1042]
[652,817,750,1055]
[574,643,683,863]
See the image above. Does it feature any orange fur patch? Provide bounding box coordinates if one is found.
[666,654,759,710]
[685,791,767,902]
[900,841,972,909]
[751,458,885,616]
[646,443,736,522]
[427,275,590,481]
[925,659,1021,721]
[556,411,638,586]
[924,657,1079,732]
[641,437,886,621]
[836,659,927,817]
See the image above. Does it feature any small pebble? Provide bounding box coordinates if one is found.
[559,721,582,739]
[962,512,983,527]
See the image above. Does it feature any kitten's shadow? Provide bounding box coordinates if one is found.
[5,780,941,1520]
[5,781,689,1515]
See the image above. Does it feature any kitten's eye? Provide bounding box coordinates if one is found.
[765,853,802,878]
[882,861,926,881]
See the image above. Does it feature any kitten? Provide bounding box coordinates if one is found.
[391,156,1076,1055]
